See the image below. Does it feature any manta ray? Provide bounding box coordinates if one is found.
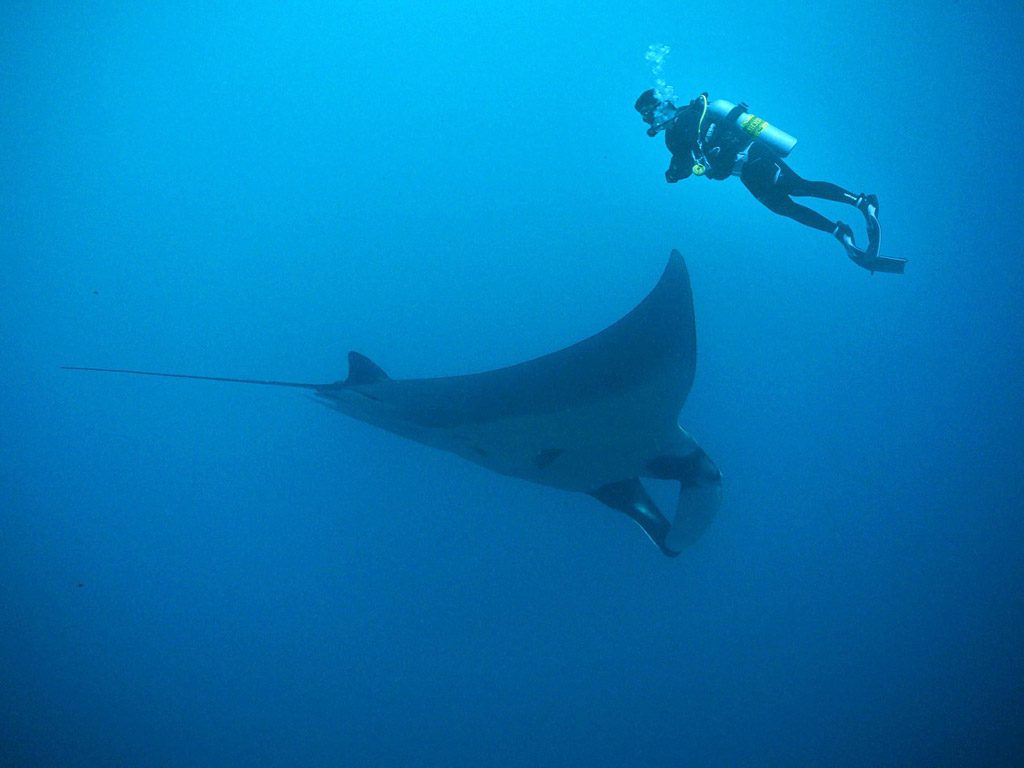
[64,251,722,556]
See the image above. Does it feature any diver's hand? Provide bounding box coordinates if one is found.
[666,156,690,183]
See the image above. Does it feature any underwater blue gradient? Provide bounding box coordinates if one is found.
[2,1,1022,765]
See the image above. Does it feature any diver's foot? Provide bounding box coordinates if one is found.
[856,193,879,216]
[833,221,855,245]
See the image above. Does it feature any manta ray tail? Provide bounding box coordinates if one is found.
[63,352,389,392]
[60,366,327,390]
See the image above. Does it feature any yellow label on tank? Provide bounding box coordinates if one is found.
[742,116,768,137]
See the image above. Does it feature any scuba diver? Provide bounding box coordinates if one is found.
[635,89,905,274]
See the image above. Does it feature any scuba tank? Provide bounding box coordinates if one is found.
[705,99,797,158]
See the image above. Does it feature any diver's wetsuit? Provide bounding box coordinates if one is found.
[660,99,858,233]
[739,144,853,233]
[661,103,705,183]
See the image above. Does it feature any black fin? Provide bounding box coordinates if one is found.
[860,254,906,274]
[345,351,390,386]
[838,232,906,275]
[846,247,907,275]
[845,195,905,274]
[859,194,881,255]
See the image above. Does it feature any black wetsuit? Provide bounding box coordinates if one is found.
[661,103,704,183]
[662,98,856,234]
[739,144,852,233]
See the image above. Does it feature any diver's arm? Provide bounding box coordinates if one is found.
[666,154,691,183]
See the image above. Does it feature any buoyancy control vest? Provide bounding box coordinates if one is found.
[691,97,798,179]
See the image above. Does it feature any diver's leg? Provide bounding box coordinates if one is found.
[794,179,859,203]
[780,164,890,258]
[746,185,838,233]
[744,168,869,267]
[743,155,901,272]
[741,160,837,233]
[776,160,868,206]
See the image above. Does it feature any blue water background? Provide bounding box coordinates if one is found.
[3,2,1022,765]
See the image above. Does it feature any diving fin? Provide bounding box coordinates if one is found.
[849,250,907,275]
[841,234,907,274]
[836,212,907,275]
[858,194,881,256]
[856,194,906,273]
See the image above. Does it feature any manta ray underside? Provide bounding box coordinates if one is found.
[64,250,722,556]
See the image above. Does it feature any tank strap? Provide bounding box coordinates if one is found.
[701,102,746,152]
[722,103,749,133]
[730,142,755,177]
